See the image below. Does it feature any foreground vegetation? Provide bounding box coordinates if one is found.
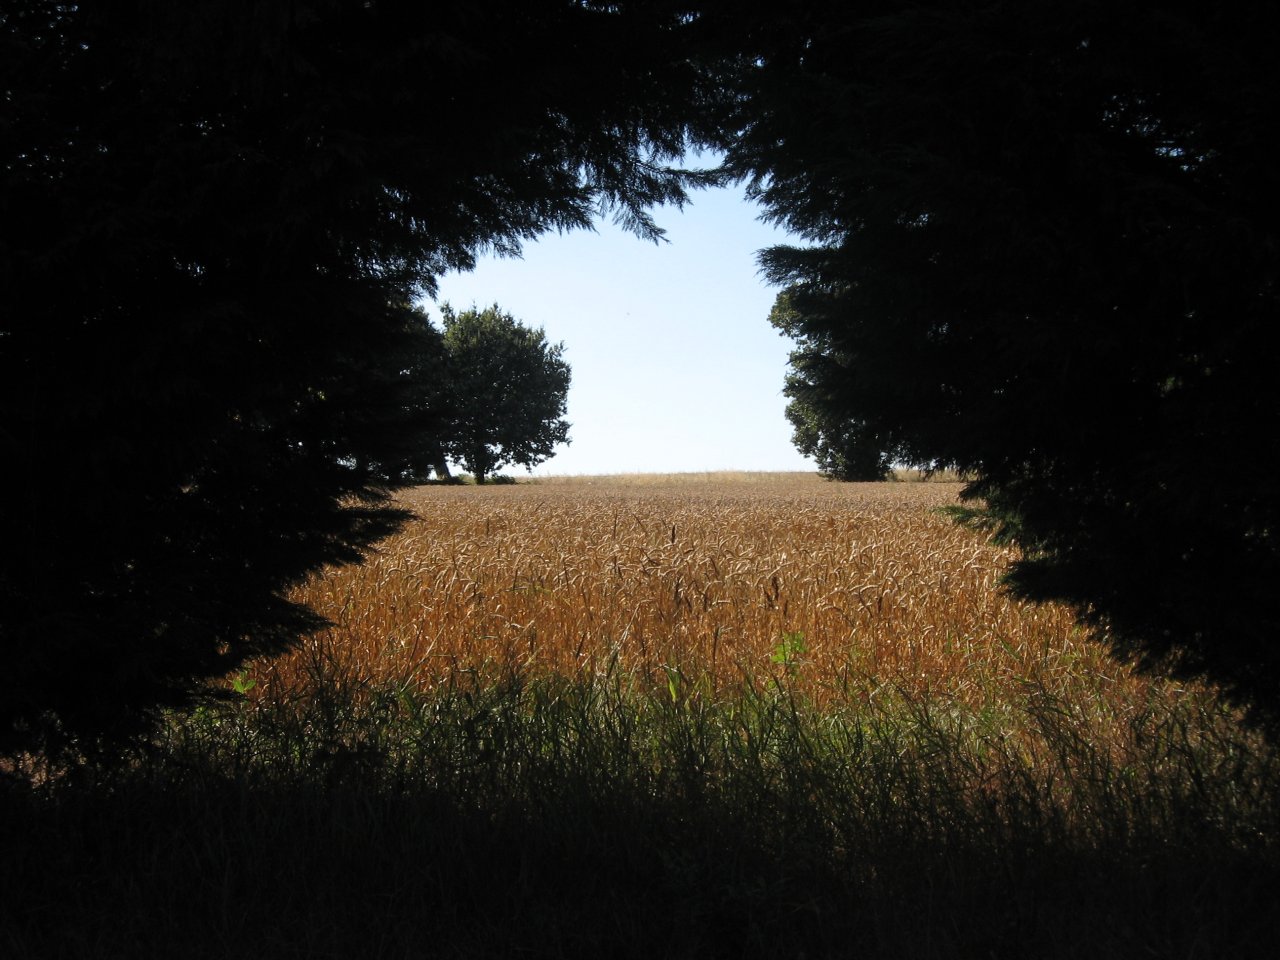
[4,475,1277,958]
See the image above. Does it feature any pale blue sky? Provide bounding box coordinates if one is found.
[428,177,816,477]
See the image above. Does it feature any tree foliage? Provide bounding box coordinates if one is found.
[436,304,572,484]
[0,0,732,755]
[728,1,1280,725]
[769,291,894,481]
[9,0,1280,753]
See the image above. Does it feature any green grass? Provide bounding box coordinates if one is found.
[4,661,1277,959]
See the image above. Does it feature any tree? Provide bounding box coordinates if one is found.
[726,1,1280,726]
[436,305,571,485]
[338,304,456,486]
[0,0,734,757]
[769,291,894,481]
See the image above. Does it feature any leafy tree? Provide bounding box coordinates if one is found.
[341,305,456,486]
[0,0,733,756]
[769,291,894,481]
[436,305,571,485]
[727,1,1280,726]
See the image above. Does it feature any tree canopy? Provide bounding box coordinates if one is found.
[6,0,1280,754]
[436,304,572,484]
[728,0,1280,726]
[769,291,895,481]
[0,0,732,755]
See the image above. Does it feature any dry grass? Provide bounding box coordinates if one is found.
[8,475,1276,960]
[260,473,1180,740]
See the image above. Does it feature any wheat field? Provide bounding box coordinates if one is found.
[10,474,1275,960]
[258,473,1167,733]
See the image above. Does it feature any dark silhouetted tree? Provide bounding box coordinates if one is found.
[769,290,894,481]
[0,0,733,756]
[726,1,1280,726]
[436,304,571,485]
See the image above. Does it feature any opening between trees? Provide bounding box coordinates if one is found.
[3,0,1277,757]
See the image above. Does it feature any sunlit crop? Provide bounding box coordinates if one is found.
[256,473,1210,758]
[12,475,1270,960]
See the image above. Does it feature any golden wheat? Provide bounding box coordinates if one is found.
[253,474,1164,728]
